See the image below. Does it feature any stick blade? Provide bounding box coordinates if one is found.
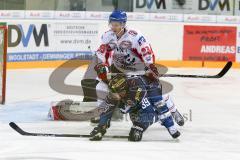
[9,122,28,135]
[216,61,232,78]
[162,61,232,78]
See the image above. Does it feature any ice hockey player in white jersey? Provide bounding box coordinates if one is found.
[82,9,184,126]
[95,10,184,126]
[95,11,156,77]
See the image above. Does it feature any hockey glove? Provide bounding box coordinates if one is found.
[145,64,160,81]
[94,63,109,82]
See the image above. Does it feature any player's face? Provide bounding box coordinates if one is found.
[109,21,123,34]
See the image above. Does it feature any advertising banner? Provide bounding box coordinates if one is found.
[7,21,99,62]
[133,0,195,13]
[150,13,183,22]
[234,0,240,15]
[236,27,240,62]
[184,14,217,23]
[25,11,54,19]
[54,11,86,19]
[133,0,234,15]
[0,10,24,19]
[196,0,234,15]
[216,15,240,23]
[183,25,237,61]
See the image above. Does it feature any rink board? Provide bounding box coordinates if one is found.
[7,60,240,69]
[1,11,240,69]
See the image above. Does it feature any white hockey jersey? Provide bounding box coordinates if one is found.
[96,28,155,75]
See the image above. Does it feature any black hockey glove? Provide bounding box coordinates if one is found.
[145,64,160,81]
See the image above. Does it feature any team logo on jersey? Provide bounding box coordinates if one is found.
[120,41,132,49]
[128,30,138,36]
[138,36,146,46]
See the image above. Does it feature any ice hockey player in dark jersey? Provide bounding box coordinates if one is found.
[89,74,181,141]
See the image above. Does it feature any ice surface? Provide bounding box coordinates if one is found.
[0,67,240,160]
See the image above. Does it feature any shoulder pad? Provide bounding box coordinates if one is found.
[101,30,115,43]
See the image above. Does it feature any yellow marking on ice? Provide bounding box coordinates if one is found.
[6,60,240,69]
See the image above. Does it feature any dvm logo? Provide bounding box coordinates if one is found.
[8,24,49,47]
[199,0,231,11]
[136,0,166,10]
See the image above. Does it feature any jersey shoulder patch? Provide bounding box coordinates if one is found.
[137,35,147,46]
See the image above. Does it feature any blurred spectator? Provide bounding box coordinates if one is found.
[69,0,86,11]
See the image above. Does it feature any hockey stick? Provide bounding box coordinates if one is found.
[9,122,128,139]
[162,61,232,78]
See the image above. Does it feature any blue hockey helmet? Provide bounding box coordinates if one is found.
[109,10,127,24]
